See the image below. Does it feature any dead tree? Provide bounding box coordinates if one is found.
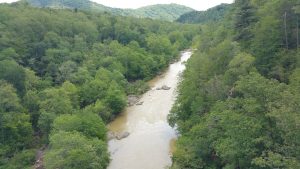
[284,12,289,49]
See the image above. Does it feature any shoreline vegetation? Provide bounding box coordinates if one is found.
[107,50,192,169]
[0,2,200,168]
[169,0,300,168]
[126,49,192,107]
[1,0,299,169]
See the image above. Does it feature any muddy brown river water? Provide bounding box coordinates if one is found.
[107,51,192,169]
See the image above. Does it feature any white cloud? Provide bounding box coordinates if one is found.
[0,0,18,3]
[0,0,234,11]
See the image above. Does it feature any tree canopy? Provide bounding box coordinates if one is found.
[170,0,300,168]
[0,2,198,168]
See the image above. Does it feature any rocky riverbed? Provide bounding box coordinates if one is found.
[107,50,192,169]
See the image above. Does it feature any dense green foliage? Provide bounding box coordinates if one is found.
[24,0,195,21]
[176,3,232,24]
[45,131,109,169]
[3,0,300,168]
[169,0,300,168]
[132,4,195,21]
[0,2,198,168]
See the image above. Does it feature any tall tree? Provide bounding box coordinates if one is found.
[234,0,256,47]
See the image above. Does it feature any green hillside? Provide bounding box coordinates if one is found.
[133,3,195,21]
[176,3,232,24]
[23,0,194,21]
[0,1,199,168]
[170,0,300,168]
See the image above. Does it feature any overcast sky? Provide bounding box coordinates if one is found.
[0,0,234,11]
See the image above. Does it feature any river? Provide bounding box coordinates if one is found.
[107,50,192,169]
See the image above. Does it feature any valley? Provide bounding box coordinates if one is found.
[0,0,300,169]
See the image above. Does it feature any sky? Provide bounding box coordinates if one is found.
[0,0,234,11]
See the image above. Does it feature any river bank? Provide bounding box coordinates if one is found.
[107,50,192,169]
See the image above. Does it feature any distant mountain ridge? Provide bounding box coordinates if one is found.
[176,3,232,24]
[132,4,195,21]
[22,0,195,21]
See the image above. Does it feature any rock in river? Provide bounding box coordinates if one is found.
[156,85,171,90]
[161,85,171,90]
[127,95,140,106]
[136,101,144,105]
[116,132,130,140]
[108,131,130,140]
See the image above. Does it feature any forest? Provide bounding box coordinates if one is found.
[1,0,300,168]
[176,3,231,24]
[0,2,199,168]
[24,0,194,21]
[169,0,300,168]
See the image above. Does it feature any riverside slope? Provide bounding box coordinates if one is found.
[108,51,192,169]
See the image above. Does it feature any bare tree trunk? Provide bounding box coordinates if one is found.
[284,12,289,49]
[297,15,299,49]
